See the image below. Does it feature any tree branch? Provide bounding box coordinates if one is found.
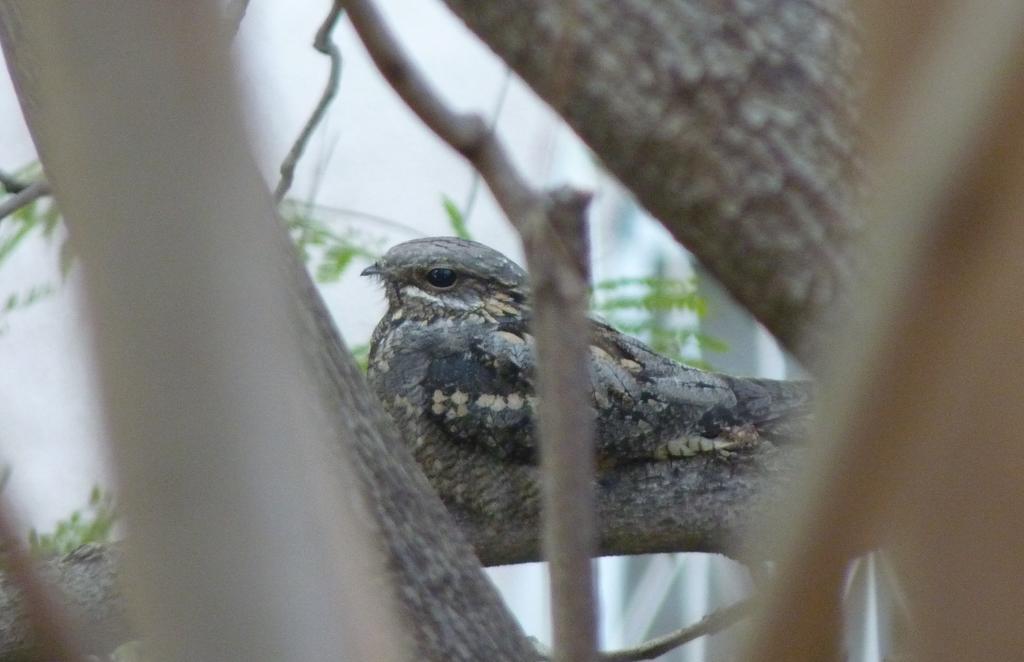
[0,179,51,222]
[0,433,796,659]
[273,1,345,203]
[339,0,538,222]
[462,439,805,567]
[438,0,863,366]
[600,597,756,662]
[460,67,512,224]
[0,170,30,194]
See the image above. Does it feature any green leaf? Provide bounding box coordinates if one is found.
[590,273,724,369]
[27,486,118,557]
[441,195,472,240]
[351,343,370,373]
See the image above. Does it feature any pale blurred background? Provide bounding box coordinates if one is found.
[0,1,833,659]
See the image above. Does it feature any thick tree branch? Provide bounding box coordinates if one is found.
[341,2,600,659]
[438,0,863,366]
[0,434,801,659]
[464,439,804,567]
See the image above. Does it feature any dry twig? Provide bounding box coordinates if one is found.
[274,1,345,203]
[460,67,513,223]
[601,598,756,662]
[0,179,51,223]
[340,1,598,659]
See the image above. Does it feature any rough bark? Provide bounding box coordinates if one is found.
[465,440,804,567]
[439,0,863,365]
[0,546,128,660]
[0,4,534,661]
[289,243,541,662]
[0,438,804,656]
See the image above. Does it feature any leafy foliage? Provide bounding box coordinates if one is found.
[285,210,383,284]
[592,274,725,369]
[0,162,73,335]
[27,486,118,558]
[350,342,371,372]
[441,194,472,240]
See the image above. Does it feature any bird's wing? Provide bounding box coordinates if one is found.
[418,316,812,467]
[419,319,541,463]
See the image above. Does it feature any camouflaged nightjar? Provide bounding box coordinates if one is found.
[363,237,811,516]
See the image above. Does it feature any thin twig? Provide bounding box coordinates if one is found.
[341,2,598,660]
[461,67,513,223]
[0,500,87,662]
[0,179,51,222]
[600,599,757,662]
[0,170,30,194]
[274,2,345,203]
[341,0,538,224]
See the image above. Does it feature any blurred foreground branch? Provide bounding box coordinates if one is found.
[438,0,863,366]
[748,2,1024,660]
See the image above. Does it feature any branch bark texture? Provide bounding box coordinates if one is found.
[464,439,804,567]
[0,545,128,659]
[0,437,802,657]
[440,0,863,365]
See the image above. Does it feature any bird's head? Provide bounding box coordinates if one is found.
[361,237,529,322]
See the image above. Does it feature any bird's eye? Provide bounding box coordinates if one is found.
[425,268,458,288]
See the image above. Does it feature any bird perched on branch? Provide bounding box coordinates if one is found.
[363,237,811,513]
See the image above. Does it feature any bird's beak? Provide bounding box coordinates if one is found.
[360,263,382,277]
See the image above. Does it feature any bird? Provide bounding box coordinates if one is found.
[362,237,811,515]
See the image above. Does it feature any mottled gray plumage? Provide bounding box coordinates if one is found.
[364,237,811,515]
